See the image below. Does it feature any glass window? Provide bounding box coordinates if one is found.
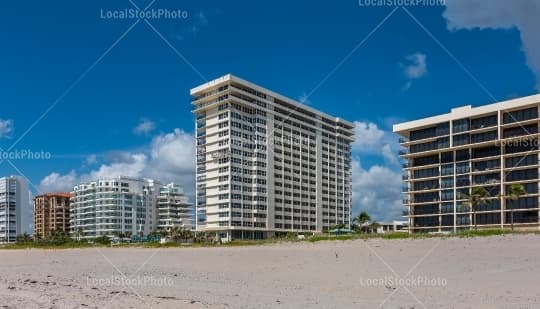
[470,114,497,130]
[453,133,470,146]
[453,118,469,133]
[436,122,450,136]
[441,152,453,163]
[456,149,470,162]
[503,107,538,124]
[441,177,454,188]
[441,164,454,176]
[456,162,470,174]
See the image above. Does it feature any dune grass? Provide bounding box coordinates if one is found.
[1,229,536,250]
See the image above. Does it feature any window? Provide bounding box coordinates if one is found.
[441,152,453,163]
[503,124,538,138]
[413,167,439,179]
[472,146,500,159]
[441,190,454,201]
[470,115,497,130]
[471,130,497,143]
[506,169,538,182]
[453,133,470,146]
[456,150,470,162]
[412,155,438,167]
[409,127,437,141]
[456,162,469,174]
[441,177,453,188]
[503,107,538,124]
[506,155,536,168]
[453,118,469,133]
[441,164,454,176]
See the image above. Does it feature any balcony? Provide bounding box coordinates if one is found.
[399,150,408,156]
[399,137,408,144]
[402,163,411,169]
[402,175,409,181]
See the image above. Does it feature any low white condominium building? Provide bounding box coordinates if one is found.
[394,94,540,233]
[157,183,193,231]
[0,176,31,243]
[192,74,354,241]
[70,177,192,239]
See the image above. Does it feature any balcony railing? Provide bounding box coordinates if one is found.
[399,137,408,144]
[402,175,409,180]
[399,150,408,155]
[402,163,410,168]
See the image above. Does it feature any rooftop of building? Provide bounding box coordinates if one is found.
[34,192,72,199]
[393,93,540,135]
[190,74,355,128]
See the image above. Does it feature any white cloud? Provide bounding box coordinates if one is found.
[443,0,540,90]
[298,92,312,105]
[178,10,211,39]
[133,118,156,135]
[39,129,196,197]
[399,53,427,91]
[84,154,98,165]
[145,129,196,192]
[401,53,428,91]
[39,171,78,193]
[381,144,398,165]
[351,159,404,221]
[403,53,427,79]
[86,153,147,181]
[352,121,400,165]
[0,119,14,139]
[352,121,385,151]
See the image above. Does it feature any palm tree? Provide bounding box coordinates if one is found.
[167,227,179,242]
[462,186,491,231]
[352,211,371,232]
[16,233,33,243]
[506,184,527,231]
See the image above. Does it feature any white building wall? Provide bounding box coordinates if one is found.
[192,75,354,239]
[0,176,31,243]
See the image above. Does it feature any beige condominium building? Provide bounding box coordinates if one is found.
[192,74,354,241]
[394,94,540,233]
[34,193,71,238]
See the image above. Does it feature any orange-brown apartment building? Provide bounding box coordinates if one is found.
[33,193,71,237]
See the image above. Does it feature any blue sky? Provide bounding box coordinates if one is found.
[0,0,539,220]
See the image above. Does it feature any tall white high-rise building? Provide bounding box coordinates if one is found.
[192,74,354,241]
[0,176,31,243]
[70,177,161,239]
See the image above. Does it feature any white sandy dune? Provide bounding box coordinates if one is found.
[1,234,539,308]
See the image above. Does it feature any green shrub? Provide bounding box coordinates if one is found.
[94,236,111,245]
